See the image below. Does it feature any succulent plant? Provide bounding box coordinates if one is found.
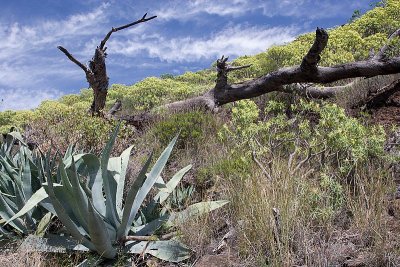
[8,124,228,262]
[0,131,52,237]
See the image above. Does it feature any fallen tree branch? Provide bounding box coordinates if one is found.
[107,99,122,117]
[121,27,400,126]
[351,78,400,109]
[373,28,400,61]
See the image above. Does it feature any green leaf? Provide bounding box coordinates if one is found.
[35,212,53,237]
[5,187,49,225]
[133,214,169,236]
[87,198,117,259]
[22,153,32,200]
[7,131,27,147]
[43,167,95,251]
[114,145,134,216]
[0,155,21,186]
[67,157,89,230]
[117,153,152,239]
[167,200,229,226]
[122,135,178,237]
[101,124,120,227]
[75,154,105,216]
[0,192,26,233]
[126,240,191,262]
[155,165,192,204]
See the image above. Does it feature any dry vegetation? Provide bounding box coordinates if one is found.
[1,1,400,266]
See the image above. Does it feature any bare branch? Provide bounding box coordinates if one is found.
[252,151,272,180]
[301,27,329,70]
[227,64,252,72]
[57,46,90,75]
[292,81,356,99]
[215,55,252,89]
[99,13,157,50]
[374,28,400,61]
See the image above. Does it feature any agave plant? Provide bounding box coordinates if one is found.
[0,131,53,237]
[9,124,228,262]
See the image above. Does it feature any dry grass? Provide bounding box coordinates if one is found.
[335,74,400,111]
[216,152,400,266]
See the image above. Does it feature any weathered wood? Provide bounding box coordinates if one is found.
[58,14,157,115]
[121,28,400,126]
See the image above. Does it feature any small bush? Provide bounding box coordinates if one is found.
[152,111,215,149]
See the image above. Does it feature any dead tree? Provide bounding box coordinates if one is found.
[120,27,400,126]
[58,13,157,115]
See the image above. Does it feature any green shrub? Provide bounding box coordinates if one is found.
[152,111,215,149]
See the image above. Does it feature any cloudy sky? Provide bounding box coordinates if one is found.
[0,0,373,111]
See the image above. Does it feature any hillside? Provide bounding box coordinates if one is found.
[1,1,400,266]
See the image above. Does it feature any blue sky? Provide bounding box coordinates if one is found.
[0,0,374,111]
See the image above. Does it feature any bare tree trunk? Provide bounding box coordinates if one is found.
[58,13,157,115]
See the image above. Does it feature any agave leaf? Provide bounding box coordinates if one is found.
[13,181,25,210]
[59,164,73,193]
[87,198,117,259]
[0,155,21,186]
[101,124,120,227]
[167,200,229,227]
[74,154,100,189]
[121,135,178,238]
[91,169,106,216]
[5,187,50,225]
[22,153,32,200]
[7,131,27,147]
[114,146,133,218]
[3,134,14,154]
[154,175,167,189]
[50,182,89,236]
[0,191,15,198]
[63,145,74,162]
[35,212,53,237]
[67,157,89,230]
[0,192,26,233]
[0,171,14,193]
[55,164,89,233]
[155,165,192,204]
[132,214,169,236]
[117,153,153,239]
[126,240,191,262]
[43,168,95,251]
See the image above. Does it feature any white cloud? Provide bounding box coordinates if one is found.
[0,3,109,61]
[154,0,364,21]
[0,4,110,111]
[108,25,300,62]
[156,0,251,21]
[0,88,63,111]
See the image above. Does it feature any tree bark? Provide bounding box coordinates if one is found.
[116,27,400,127]
[58,14,157,115]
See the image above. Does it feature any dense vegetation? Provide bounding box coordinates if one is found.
[1,1,400,266]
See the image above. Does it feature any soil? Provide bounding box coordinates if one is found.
[370,89,400,126]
